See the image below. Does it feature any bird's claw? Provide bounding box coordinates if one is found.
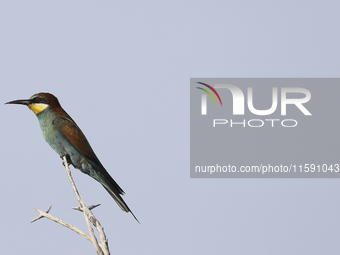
[62,161,69,167]
[60,154,71,166]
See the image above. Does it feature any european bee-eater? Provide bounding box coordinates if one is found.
[6,93,138,222]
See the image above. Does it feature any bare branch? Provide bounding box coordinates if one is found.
[31,156,111,255]
[31,205,52,223]
[91,216,109,254]
[72,204,101,212]
[31,207,92,242]
[62,156,105,255]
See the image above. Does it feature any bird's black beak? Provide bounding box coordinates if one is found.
[5,99,31,106]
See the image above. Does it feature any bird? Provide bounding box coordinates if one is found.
[6,92,139,223]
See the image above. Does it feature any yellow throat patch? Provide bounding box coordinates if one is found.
[28,103,49,115]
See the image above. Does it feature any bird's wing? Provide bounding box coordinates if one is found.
[53,116,96,161]
[53,116,139,221]
[53,116,125,194]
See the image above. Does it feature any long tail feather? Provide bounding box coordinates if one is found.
[102,185,140,223]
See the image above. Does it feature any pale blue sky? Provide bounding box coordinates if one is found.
[1,1,340,254]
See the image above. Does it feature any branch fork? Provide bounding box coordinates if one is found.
[31,156,110,255]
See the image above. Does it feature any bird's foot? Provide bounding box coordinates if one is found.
[60,154,72,166]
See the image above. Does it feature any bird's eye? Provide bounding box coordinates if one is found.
[35,97,41,103]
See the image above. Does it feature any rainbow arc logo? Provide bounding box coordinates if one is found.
[196,82,223,106]
[196,82,222,115]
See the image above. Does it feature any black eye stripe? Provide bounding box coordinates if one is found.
[30,97,50,104]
